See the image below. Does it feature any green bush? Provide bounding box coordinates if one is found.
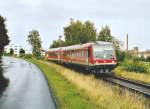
[116,49,126,64]
[123,60,148,73]
[131,56,146,62]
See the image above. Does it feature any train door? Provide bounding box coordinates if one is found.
[85,47,90,65]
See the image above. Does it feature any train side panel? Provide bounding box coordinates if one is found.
[46,48,61,62]
[61,48,87,65]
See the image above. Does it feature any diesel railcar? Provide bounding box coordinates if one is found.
[45,41,117,73]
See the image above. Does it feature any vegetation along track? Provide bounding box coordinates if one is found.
[101,73,150,98]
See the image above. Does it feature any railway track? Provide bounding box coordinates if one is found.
[101,74,150,98]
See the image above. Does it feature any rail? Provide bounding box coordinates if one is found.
[102,74,150,98]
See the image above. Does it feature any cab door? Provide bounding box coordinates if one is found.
[85,47,90,65]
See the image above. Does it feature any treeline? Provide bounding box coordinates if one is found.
[26,19,121,59]
[4,48,26,57]
[50,19,121,49]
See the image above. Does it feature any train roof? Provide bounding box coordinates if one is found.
[94,41,113,45]
[47,41,113,52]
[46,47,61,52]
[62,41,113,50]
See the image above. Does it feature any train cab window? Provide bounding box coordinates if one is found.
[93,44,114,59]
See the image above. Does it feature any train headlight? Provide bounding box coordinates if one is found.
[112,61,114,63]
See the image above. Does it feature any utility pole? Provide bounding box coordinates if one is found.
[126,33,128,53]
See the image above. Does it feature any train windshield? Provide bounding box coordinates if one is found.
[93,44,114,59]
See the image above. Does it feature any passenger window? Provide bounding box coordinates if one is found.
[82,50,84,57]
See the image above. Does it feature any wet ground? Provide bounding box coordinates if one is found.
[0,57,56,109]
[0,58,9,96]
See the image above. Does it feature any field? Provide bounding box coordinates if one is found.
[29,58,149,109]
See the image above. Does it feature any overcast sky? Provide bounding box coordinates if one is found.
[0,0,150,51]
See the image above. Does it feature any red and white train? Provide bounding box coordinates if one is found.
[45,41,117,73]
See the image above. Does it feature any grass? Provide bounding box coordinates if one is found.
[114,60,150,83]
[29,58,149,109]
[114,66,150,83]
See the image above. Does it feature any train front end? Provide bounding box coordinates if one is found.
[92,41,117,73]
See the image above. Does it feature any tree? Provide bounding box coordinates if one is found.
[82,21,96,43]
[112,37,123,50]
[27,30,42,57]
[0,16,9,56]
[19,48,25,56]
[97,25,112,42]
[64,19,83,45]
[19,48,25,54]
[9,48,14,55]
[50,35,65,48]
[111,36,125,62]
[64,19,97,45]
